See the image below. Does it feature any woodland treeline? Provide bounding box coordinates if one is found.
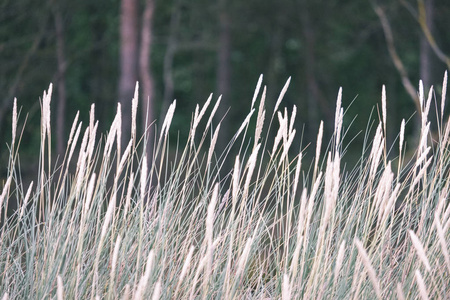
[1,0,449,170]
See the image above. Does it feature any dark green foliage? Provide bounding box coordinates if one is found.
[1,0,449,168]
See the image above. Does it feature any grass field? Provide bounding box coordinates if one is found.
[0,74,449,299]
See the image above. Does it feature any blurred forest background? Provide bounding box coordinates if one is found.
[1,0,450,175]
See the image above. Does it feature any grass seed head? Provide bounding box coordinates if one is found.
[408,230,431,271]
[415,270,429,300]
[355,239,381,299]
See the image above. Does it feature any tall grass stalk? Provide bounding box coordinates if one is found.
[0,74,449,299]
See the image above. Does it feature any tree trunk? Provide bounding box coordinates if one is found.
[373,3,422,138]
[119,0,139,150]
[299,0,334,138]
[299,0,318,140]
[420,0,434,91]
[417,0,450,70]
[0,24,45,137]
[160,0,181,130]
[53,4,67,156]
[140,0,155,158]
[420,0,436,135]
[266,26,282,107]
[216,0,231,152]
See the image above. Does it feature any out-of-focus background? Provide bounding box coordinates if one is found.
[1,0,449,172]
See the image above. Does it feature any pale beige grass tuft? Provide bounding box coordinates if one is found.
[399,118,405,155]
[334,87,343,151]
[273,77,291,115]
[174,245,195,297]
[123,172,134,220]
[160,100,176,140]
[134,250,155,300]
[369,123,384,180]
[19,181,34,219]
[313,121,323,180]
[151,279,161,300]
[57,275,64,300]
[203,96,222,136]
[12,98,17,146]
[408,230,431,272]
[109,235,122,297]
[204,183,219,293]
[433,215,450,273]
[254,85,266,147]
[115,103,122,157]
[354,239,381,299]
[251,74,263,108]
[236,237,253,280]
[441,71,447,121]
[334,240,346,287]
[381,85,387,131]
[121,284,131,300]
[243,144,261,200]
[396,283,405,300]
[272,112,287,157]
[132,82,139,142]
[207,124,220,165]
[0,176,12,214]
[140,155,148,201]
[282,273,290,300]
[415,270,429,300]
[191,94,211,148]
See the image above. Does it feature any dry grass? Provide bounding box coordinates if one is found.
[0,73,449,299]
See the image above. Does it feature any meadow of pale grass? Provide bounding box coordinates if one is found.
[0,74,449,299]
